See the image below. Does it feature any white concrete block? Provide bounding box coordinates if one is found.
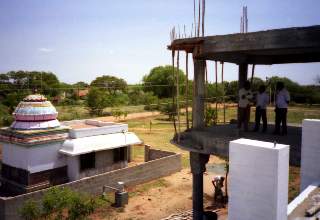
[301,119,320,191]
[69,123,128,138]
[228,138,289,220]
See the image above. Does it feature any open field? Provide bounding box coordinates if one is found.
[54,103,320,124]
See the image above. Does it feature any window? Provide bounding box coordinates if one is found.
[80,152,95,171]
[113,147,126,163]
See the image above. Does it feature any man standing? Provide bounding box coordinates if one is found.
[274,82,290,135]
[238,81,253,131]
[253,85,269,132]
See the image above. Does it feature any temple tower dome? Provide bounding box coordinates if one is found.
[10,94,60,130]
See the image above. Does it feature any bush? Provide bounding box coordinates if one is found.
[19,187,99,220]
[205,107,217,126]
[19,199,41,220]
[42,187,74,219]
[0,104,13,126]
[159,103,176,121]
[68,195,96,220]
[144,104,160,111]
[111,109,128,120]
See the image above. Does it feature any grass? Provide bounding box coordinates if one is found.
[128,178,170,197]
[214,105,320,124]
[128,114,190,168]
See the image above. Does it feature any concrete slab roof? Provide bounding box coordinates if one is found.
[59,132,142,156]
[168,25,320,65]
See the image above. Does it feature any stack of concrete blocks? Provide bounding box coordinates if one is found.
[300,119,320,191]
[228,138,289,220]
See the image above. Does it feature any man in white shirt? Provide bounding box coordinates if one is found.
[238,81,253,131]
[253,85,269,132]
[274,82,290,135]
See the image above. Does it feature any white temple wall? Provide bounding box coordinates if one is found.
[228,139,289,220]
[300,119,320,191]
[67,156,80,181]
[2,142,67,173]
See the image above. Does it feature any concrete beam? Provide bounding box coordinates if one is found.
[168,25,320,65]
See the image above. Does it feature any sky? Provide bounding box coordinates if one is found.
[0,0,319,85]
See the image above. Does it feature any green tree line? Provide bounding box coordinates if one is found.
[1,68,320,124]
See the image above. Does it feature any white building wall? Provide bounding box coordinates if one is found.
[2,142,67,173]
[228,139,289,220]
[300,119,320,191]
[67,155,80,181]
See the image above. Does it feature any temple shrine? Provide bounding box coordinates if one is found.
[0,94,141,195]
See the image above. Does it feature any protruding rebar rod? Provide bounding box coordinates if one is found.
[186,52,190,129]
[176,51,181,143]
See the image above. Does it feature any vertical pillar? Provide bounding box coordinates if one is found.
[190,152,209,220]
[127,146,132,162]
[144,144,150,162]
[193,58,206,129]
[238,63,248,121]
[191,56,208,219]
[300,119,320,191]
[229,139,289,220]
[238,63,248,90]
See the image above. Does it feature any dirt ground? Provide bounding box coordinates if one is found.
[91,156,228,220]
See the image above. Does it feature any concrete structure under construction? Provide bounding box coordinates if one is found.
[168,25,320,219]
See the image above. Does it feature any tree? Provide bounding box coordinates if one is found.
[73,81,89,88]
[86,88,111,115]
[90,75,127,95]
[128,87,158,106]
[143,65,186,98]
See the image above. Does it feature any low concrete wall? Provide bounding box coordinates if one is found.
[145,146,175,161]
[0,149,181,220]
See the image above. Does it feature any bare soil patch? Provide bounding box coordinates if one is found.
[91,156,227,220]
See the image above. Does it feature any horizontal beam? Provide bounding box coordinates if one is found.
[168,25,320,64]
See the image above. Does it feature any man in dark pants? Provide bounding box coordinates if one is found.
[274,82,290,135]
[253,85,269,132]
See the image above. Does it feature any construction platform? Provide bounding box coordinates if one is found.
[173,123,301,166]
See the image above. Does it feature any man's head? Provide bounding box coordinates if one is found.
[276,81,284,91]
[259,85,266,93]
[244,81,251,90]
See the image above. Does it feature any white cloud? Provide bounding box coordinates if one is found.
[38,48,54,53]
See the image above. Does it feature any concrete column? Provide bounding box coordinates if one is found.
[300,119,320,191]
[229,139,289,220]
[193,59,206,129]
[127,146,132,163]
[190,152,209,220]
[238,63,248,90]
[144,144,150,162]
[237,63,248,121]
